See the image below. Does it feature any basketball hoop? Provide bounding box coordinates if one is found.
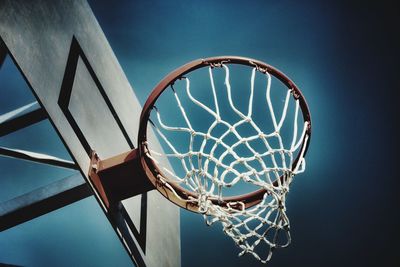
[137,56,312,263]
[88,56,311,263]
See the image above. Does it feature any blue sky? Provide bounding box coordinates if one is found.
[1,0,399,266]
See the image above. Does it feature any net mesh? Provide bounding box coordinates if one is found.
[145,64,310,263]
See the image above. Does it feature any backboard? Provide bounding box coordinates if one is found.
[0,1,180,266]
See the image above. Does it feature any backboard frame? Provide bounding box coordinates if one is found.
[0,1,180,266]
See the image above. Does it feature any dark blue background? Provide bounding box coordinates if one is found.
[1,0,399,266]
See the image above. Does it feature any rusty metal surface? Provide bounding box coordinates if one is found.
[89,149,154,207]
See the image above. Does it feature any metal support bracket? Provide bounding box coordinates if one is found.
[88,149,154,209]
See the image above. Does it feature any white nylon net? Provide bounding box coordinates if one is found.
[145,64,310,263]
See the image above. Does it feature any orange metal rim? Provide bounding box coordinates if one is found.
[138,56,312,211]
